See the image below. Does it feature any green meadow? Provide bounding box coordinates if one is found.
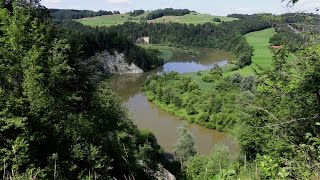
[77,12,237,27]
[146,12,237,25]
[77,13,144,27]
[226,28,277,75]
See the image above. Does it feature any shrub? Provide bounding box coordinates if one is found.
[213,18,222,22]
[202,75,215,82]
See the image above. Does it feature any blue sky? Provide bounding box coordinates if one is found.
[42,0,319,15]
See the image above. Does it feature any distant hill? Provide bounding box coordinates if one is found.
[77,11,237,27]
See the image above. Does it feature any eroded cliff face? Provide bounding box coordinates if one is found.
[100,51,144,74]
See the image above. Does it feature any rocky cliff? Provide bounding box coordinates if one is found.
[100,51,144,74]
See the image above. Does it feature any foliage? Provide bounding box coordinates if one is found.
[213,18,221,22]
[144,72,254,131]
[146,8,191,20]
[174,124,196,163]
[0,1,163,179]
[56,20,164,71]
[185,146,236,180]
[49,9,114,20]
[270,26,304,52]
[129,9,145,16]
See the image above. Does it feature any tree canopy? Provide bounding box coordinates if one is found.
[0,1,163,179]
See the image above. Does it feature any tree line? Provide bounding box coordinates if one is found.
[129,9,145,16]
[49,9,119,20]
[146,8,191,20]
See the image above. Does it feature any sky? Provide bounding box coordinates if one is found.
[42,0,320,15]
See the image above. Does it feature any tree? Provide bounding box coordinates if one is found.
[174,124,196,164]
[213,18,221,22]
[0,1,163,179]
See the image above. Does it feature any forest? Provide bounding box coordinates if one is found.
[49,9,118,20]
[146,8,191,20]
[0,1,167,179]
[55,20,164,71]
[129,9,145,16]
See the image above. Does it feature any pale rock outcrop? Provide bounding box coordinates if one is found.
[101,51,143,74]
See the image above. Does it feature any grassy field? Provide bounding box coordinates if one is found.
[77,13,143,27]
[226,28,277,75]
[78,12,237,27]
[147,12,236,25]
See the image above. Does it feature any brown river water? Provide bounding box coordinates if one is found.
[109,48,238,154]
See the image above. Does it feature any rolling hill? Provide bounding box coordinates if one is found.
[77,11,237,27]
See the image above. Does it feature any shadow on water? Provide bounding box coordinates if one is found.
[109,48,239,155]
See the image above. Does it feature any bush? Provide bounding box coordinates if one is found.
[213,18,222,22]
[202,75,215,82]
[197,112,210,124]
[241,76,256,92]
[237,53,252,68]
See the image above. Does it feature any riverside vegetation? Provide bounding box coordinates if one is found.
[144,11,320,180]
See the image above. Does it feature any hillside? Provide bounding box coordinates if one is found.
[227,28,276,75]
[146,12,236,25]
[77,11,237,27]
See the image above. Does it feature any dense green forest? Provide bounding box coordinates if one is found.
[129,9,145,16]
[109,15,271,69]
[144,13,320,179]
[0,0,167,179]
[55,20,164,71]
[50,9,118,20]
[146,8,191,20]
[144,69,254,131]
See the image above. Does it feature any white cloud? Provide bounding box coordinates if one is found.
[106,0,132,4]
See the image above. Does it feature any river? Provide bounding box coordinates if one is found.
[109,48,238,154]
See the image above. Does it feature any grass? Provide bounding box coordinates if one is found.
[77,13,144,27]
[147,12,237,25]
[226,28,277,76]
[78,12,237,27]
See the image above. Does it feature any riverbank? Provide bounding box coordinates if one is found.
[143,28,278,131]
[109,48,237,154]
